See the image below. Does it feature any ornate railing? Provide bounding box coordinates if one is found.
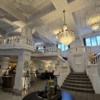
[90,53,100,64]
[0,36,33,46]
[32,47,61,57]
[0,36,34,51]
[33,47,61,54]
[67,46,91,54]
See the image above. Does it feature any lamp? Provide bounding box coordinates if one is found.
[86,5,100,30]
[54,10,75,45]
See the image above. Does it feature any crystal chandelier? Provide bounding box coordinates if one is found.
[55,10,75,45]
[86,5,100,30]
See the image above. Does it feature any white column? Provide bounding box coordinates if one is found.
[14,51,31,94]
[14,53,24,93]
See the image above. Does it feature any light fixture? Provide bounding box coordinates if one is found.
[86,5,100,30]
[54,10,75,45]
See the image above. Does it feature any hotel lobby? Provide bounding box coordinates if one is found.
[0,0,100,100]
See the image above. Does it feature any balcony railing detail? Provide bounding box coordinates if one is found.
[3,36,33,46]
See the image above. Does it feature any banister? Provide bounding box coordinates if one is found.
[90,53,100,64]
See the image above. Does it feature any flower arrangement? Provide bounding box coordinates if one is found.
[88,53,94,60]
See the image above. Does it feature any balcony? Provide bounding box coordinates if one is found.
[32,47,61,57]
[0,36,34,51]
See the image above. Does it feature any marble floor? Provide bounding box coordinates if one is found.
[0,79,100,100]
[0,89,22,100]
[0,79,45,100]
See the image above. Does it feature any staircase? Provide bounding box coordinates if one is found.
[62,72,95,93]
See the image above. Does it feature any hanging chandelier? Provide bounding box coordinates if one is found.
[55,10,75,45]
[86,5,100,30]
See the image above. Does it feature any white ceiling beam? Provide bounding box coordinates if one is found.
[36,27,56,44]
[51,0,68,10]
[41,10,61,24]
[0,18,13,26]
[65,0,94,13]
[40,0,94,25]
[0,0,27,22]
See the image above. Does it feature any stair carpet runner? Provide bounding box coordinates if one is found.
[61,72,95,93]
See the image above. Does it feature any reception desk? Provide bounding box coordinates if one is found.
[2,75,15,91]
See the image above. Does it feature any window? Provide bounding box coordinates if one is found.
[57,44,69,51]
[96,36,100,45]
[84,35,100,46]
[38,47,44,52]
[58,44,61,49]
[86,38,91,46]
[91,37,97,46]
[65,45,69,50]
[62,44,65,51]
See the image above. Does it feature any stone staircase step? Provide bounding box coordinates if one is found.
[65,78,89,82]
[63,82,93,88]
[68,74,88,78]
[61,85,94,93]
[70,72,86,75]
[64,80,91,84]
[62,72,94,93]
[67,75,89,78]
[66,77,90,81]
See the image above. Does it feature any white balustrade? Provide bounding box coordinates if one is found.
[0,36,33,51]
[1,36,32,46]
[67,46,91,55]
[32,47,61,57]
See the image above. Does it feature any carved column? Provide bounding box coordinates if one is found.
[14,50,31,95]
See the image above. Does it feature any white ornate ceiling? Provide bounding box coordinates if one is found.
[0,0,99,44]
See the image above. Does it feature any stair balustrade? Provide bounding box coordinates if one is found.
[86,53,100,94]
[90,53,100,64]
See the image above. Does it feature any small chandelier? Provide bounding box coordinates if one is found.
[55,10,75,45]
[86,5,100,30]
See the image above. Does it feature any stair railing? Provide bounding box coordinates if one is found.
[90,53,100,64]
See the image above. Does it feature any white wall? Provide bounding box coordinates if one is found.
[91,46,100,54]
[70,37,84,48]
